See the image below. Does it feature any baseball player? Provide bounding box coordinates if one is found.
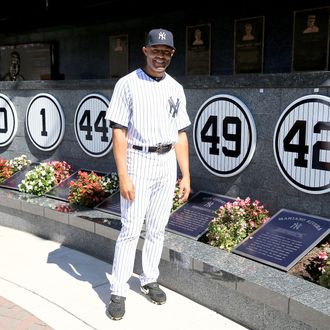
[105,28,191,320]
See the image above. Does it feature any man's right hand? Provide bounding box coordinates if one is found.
[119,176,136,201]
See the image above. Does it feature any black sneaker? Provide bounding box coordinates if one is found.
[140,282,166,305]
[106,295,126,320]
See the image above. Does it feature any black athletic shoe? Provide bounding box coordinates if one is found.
[106,295,126,320]
[140,282,166,305]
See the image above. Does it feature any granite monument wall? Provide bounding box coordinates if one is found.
[0,73,329,219]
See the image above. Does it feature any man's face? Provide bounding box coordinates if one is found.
[307,17,315,27]
[143,45,175,76]
[10,56,20,77]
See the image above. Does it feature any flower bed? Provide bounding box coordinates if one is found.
[0,159,14,184]
[207,197,270,252]
[67,171,118,207]
[3,158,330,289]
[0,155,32,184]
[18,161,72,196]
[202,196,330,289]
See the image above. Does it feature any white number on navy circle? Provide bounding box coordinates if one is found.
[26,93,65,151]
[274,94,330,194]
[193,94,257,177]
[74,94,112,157]
[0,94,18,147]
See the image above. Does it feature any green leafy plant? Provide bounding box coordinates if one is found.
[48,160,72,184]
[100,172,119,195]
[68,171,110,207]
[9,154,32,172]
[171,178,186,212]
[318,241,330,289]
[207,197,270,252]
[17,160,72,196]
[18,163,57,196]
[0,158,14,183]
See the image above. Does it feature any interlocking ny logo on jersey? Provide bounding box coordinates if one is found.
[168,97,179,118]
[158,32,167,40]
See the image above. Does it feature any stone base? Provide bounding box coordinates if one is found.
[0,188,329,330]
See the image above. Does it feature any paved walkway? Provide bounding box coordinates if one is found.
[0,225,250,330]
[0,296,53,330]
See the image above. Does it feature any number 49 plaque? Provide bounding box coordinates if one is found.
[193,94,257,177]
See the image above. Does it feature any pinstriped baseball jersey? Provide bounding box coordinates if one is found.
[106,66,190,299]
[105,68,191,146]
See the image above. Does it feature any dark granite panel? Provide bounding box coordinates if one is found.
[235,260,318,298]
[289,288,330,330]
[70,210,122,232]
[20,200,44,216]
[237,280,290,313]
[9,136,30,154]
[0,210,17,228]
[165,263,267,330]
[44,207,69,224]
[169,250,193,270]
[264,304,313,330]
[200,263,237,290]
[212,290,265,330]
[252,140,278,167]
[61,226,116,264]
[0,190,21,209]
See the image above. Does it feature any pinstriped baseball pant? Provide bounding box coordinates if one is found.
[110,148,177,297]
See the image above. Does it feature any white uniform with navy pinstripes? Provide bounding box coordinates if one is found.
[105,68,191,297]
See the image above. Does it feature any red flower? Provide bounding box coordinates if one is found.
[68,171,109,207]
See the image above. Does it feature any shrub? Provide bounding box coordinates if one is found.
[318,242,330,289]
[48,160,72,184]
[9,154,32,172]
[100,172,119,195]
[17,160,72,196]
[18,163,57,196]
[68,171,109,207]
[0,159,14,183]
[207,197,270,252]
[171,178,185,212]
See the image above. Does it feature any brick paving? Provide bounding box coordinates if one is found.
[0,296,53,330]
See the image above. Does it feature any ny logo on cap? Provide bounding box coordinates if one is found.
[158,31,167,40]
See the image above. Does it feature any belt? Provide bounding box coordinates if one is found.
[132,143,173,154]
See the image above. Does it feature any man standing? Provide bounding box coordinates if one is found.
[105,28,191,320]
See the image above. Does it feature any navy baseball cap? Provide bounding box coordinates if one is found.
[146,28,175,49]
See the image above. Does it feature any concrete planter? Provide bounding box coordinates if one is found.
[0,188,329,330]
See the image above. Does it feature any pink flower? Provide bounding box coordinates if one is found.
[249,221,256,228]
[319,251,328,260]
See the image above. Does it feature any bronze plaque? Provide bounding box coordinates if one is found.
[0,43,55,81]
[292,7,330,71]
[186,24,211,75]
[234,16,264,74]
[109,35,128,78]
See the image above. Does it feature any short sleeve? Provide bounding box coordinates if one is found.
[176,85,191,131]
[105,78,131,127]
